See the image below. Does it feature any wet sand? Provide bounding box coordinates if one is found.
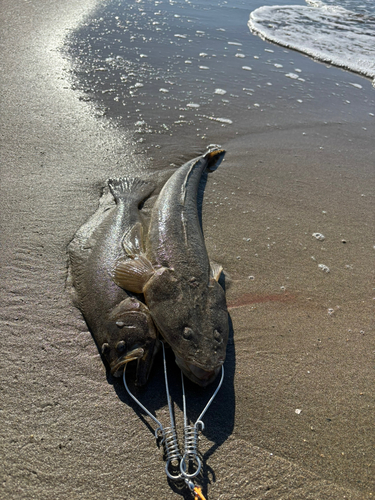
[1,0,374,499]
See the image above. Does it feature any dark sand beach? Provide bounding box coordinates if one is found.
[1,0,374,498]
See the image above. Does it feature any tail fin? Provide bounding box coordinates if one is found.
[204,148,225,172]
[107,177,155,205]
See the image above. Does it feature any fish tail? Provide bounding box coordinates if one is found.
[204,148,225,171]
[107,177,155,205]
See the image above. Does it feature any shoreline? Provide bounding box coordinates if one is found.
[1,0,374,498]
[64,0,374,168]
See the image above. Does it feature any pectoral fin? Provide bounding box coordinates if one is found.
[113,255,154,293]
[122,222,144,257]
[210,261,223,282]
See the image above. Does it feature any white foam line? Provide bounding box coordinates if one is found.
[248,4,375,84]
[198,115,233,124]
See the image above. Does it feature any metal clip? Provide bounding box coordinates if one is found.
[180,365,224,479]
[123,341,224,487]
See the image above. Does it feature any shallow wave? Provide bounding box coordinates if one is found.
[248,1,375,86]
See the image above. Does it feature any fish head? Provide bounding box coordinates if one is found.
[144,269,229,386]
[104,297,158,385]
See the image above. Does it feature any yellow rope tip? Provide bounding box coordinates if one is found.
[194,486,207,500]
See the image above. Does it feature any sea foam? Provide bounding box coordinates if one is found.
[248,0,375,86]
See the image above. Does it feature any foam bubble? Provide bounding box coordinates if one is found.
[213,117,233,124]
[285,73,299,79]
[312,232,325,241]
[318,264,330,273]
[201,115,233,124]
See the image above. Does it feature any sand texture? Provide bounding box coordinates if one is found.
[1,0,374,499]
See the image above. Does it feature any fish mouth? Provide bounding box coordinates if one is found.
[175,356,222,387]
[111,347,145,376]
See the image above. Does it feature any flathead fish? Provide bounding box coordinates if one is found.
[113,150,229,386]
[67,178,158,385]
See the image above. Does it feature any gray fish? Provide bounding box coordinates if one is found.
[113,150,229,386]
[67,178,158,385]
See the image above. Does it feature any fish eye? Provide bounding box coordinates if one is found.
[116,340,127,353]
[183,327,194,340]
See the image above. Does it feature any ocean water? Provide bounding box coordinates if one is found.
[65,0,374,160]
[249,0,375,86]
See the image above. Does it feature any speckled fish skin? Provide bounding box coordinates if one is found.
[113,150,229,386]
[67,178,157,386]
